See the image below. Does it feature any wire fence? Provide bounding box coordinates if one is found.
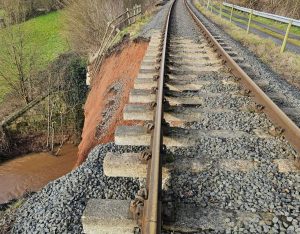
[87,4,142,84]
[204,0,300,53]
[223,2,300,27]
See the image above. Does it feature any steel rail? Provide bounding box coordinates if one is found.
[142,0,175,233]
[185,0,300,154]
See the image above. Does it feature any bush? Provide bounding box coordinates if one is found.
[61,0,125,56]
[61,0,155,56]
[46,52,88,135]
[0,52,88,159]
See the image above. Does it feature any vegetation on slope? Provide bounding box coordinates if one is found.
[117,12,152,41]
[20,12,69,69]
[0,11,69,103]
[61,0,156,56]
[0,0,153,159]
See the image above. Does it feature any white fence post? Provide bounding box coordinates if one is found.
[230,4,234,22]
[133,5,137,23]
[126,8,131,25]
[247,9,253,34]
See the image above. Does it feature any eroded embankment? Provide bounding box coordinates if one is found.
[76,39,148,166]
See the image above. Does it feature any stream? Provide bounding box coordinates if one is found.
[0,145,77,204]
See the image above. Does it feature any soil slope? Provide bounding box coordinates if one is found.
[76,40,148,166]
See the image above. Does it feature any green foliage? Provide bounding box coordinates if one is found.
[0,11,69,103]
[1,52,88,157]
[46,52,88,134]
[47,52,87,102]
[17,11,69,69]
[0,83,10,103]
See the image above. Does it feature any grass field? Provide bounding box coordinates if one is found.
[0,11,69,103]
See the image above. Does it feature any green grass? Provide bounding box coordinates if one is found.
[19,11,69,69]
[0,83,10,103]
[115,13,152,44]
[0,10,4,18]
[251,14,300,36]
[123,14,152,38]
[0,11,69,103]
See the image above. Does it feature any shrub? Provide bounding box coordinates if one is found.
[60,0,155,56]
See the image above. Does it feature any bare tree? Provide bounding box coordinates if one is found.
[58,0,159,55]
[59,0,125,55]
[0,0,38,104]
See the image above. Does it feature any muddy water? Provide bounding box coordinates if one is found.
[0,145,78,204]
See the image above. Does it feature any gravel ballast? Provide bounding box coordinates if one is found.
[11,3,172,233]
[140,0,173,38]
[188,0,300,109]
[12,143,146,233]
[11,0,300,233]
[162,0,300,233]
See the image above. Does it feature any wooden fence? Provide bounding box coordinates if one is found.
[87,4,142,84]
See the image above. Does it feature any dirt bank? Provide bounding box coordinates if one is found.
[76,40,148,166]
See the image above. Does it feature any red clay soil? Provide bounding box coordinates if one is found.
[76,40,148,166]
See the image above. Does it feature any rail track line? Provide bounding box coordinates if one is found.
[83,0,300,233]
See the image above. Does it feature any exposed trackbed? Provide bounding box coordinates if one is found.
[82,0,300,233]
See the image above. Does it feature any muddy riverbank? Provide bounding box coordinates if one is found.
[0,145,77,204]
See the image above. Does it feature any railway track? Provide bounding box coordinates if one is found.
[83,0,300,233]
